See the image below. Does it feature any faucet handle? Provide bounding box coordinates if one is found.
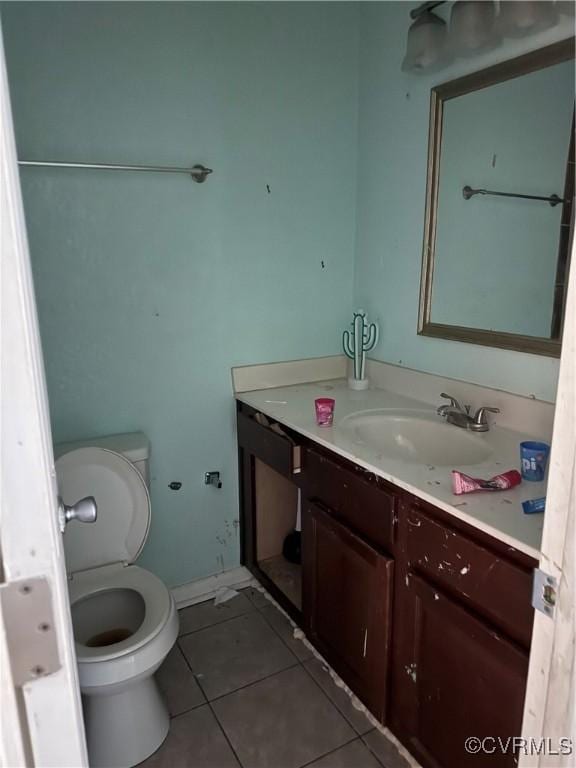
[473,406,500,428]
[439,392,463,411]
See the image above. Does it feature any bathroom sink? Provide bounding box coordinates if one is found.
[338,410,493,467]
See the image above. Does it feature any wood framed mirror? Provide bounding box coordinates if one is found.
[418,38,575,357]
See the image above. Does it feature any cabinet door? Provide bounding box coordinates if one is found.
[399,574,529,768]
[303,500,393,721]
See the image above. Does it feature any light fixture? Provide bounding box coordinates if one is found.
[402,10,452,73]
[557,1,576,17]
[497,1,559,39]
[449,1,500,57]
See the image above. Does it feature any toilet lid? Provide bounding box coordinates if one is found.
[56,447,151,573]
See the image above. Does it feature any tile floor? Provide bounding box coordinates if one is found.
[143,587,411,768]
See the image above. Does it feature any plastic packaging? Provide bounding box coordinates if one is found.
[452,469,521,495]
[522,497,546,514]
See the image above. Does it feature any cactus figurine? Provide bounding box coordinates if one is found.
[342,310,379,390]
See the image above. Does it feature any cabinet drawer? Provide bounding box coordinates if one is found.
[304,447,395,553]
[237,411,301,478]
[404,507,534,647]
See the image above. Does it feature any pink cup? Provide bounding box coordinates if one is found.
[315,398,335,427]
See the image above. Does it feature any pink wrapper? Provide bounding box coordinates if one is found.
[452,469,521,495]
[315,398,335,427]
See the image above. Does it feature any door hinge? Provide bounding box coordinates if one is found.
[532,568,557,618]
[0,577,61,685]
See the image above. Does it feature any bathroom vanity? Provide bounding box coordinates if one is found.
[236,378,544,768]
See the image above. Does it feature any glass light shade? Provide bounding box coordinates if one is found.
[402,11,452,73]
[557,1,576,17]
[450,1,500,57]
[497,1,559,38]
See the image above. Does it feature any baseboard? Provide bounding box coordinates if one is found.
[170,566,255,609]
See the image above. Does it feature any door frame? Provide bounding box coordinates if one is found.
[0,22,87,768]
[519,220,576,765]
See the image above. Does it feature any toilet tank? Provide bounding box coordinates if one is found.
[54,432,150,487]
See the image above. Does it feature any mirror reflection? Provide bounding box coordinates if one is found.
[420,41,574,356]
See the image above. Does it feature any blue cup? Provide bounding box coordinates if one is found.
[520,441,550,482]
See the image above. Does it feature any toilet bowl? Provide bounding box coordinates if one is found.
[56,435,179,768]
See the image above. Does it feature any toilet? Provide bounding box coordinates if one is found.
[55,433,179,768]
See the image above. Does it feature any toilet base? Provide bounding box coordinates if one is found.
[83,674,169,768]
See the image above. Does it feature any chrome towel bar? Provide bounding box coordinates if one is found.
[18,159,213,183]
[462,185,564,207]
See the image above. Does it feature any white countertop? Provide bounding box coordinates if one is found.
[237,379,547,560]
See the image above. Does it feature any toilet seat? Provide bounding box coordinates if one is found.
[70,564,178,692]
[70,564,172,663]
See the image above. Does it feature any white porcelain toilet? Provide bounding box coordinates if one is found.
[55,433,179,768]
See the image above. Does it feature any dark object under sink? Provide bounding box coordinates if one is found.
[283,530,301,564]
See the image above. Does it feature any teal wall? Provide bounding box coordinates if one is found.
[433,60,573,337]
[355,2,573,402]
[2,2,358,587]
[3,2,572,588]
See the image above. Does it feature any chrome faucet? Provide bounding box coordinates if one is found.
[437,393,499,432]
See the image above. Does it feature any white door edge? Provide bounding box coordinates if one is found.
[0,21,87,768]
[520,214,576,766]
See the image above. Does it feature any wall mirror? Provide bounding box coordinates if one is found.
[419,39,575,357]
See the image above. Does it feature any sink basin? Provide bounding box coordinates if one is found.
[338,410,493,467]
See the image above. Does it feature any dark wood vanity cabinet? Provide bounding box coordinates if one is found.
[390,500,534,768]
[236,401,536,768]
[394,574,529,768]
[302,499,393,721]
[300,445,398,719]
